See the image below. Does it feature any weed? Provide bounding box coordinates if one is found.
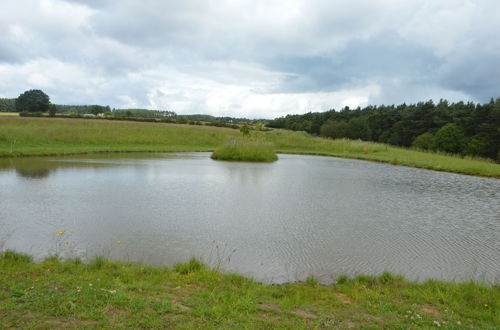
[88,256,107,269]
[305,276,318,287]
[174,258,205,274]
[0,250,33,263]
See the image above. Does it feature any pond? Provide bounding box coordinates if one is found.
[0,153,499,284]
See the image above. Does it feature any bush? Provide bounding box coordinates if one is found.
[412,132,435,150]
[463,137,489,157]
[320,120,348,139]
[434,123,465,154]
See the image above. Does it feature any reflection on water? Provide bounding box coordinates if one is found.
[0,152,499,284]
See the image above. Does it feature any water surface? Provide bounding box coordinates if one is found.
[1,153,498,283]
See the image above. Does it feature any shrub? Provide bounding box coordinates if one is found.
[320,120,349,139]
[412,132,435,150]
[463,137,489,157]
[434,123,465,154]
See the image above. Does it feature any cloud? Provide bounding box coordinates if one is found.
[1,0,499,117]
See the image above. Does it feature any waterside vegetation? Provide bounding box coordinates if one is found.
[1,117,499,177]
[1,251,498,329]
[211,137,278,162]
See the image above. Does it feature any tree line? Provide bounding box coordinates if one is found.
[0,98,16,112]
[4,89,255,129]
[268,99,500,162]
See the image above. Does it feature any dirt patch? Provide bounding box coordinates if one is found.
[346,309,379,322]
[259,303,281,312]
[172,300,192,311]
[291,308,318,319]
[420,304,440,316]
[44,317,98,328]
[335,292,353,304]
[107,306,126,318]
[344,321,358,329]
[256,311,282,322]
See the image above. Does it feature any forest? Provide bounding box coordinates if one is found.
[268,99,500,162]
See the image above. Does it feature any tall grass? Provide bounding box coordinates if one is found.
[1,117,499,177]
[211,137,278,162]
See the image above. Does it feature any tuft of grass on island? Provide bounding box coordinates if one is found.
[1,251,498,328]
[0,117,499,177]
[211,137,278,162]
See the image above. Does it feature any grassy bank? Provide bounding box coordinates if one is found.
[1,117,499,177]
[211,137,278,162]
[1,252,498,329]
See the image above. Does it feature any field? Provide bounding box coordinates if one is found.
[0,112,19,116]
[1,252,498,329]
[0,117,499,177]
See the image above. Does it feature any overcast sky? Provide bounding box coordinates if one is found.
[1,0,499,118]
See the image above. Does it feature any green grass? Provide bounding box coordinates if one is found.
[1,117,499,177]
[211,137,278,162]
[0,251,498,329]
[0,112,19,116]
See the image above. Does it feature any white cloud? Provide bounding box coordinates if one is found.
[1,0,499,117]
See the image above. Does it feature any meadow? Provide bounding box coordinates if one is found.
[1,117,499,177]
[1,251,498,329]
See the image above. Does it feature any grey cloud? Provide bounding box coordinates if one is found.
[437,52,500,102]
[2,0,500,116]
[264,32,441,94]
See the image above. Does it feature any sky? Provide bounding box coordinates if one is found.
[1,0,499,118]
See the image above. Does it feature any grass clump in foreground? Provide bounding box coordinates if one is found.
[1,251,498,329]
[211,137,278,162]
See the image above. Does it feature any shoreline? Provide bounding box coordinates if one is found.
[1,117,499,178]
[1,148,499,179]
[1,251,498,328]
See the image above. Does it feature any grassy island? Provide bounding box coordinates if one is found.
[0,251,498,328]
[211,138,278,162]
[1,117,499,177]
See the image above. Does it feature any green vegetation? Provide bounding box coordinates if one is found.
[1,117,499,177]
[0,251,498,328]
[211,137,278,162]
[15,89,51,113]
[268,98,500,162]
[0,98,16,112]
